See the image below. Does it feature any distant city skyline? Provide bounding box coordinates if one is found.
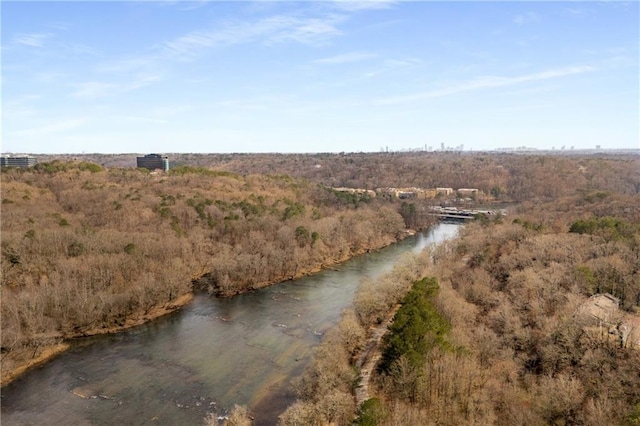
[3,1,639,154]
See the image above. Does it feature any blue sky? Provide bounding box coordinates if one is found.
[2,1,638,154]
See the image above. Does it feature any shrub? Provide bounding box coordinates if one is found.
[354,398,387,426]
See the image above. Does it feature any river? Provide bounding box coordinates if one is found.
[0,223,459,425]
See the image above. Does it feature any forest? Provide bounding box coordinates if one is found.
[2,152,639,426]
[0,161,412,385]
[278,181,640,425]
[41,151,640,203]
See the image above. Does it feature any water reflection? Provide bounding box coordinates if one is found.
[1,224,458,425]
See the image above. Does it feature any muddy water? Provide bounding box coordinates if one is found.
[1,224,459,425]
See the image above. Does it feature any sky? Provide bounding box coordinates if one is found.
[2,1,639,154]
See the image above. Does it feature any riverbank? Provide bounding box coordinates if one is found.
[276,225,460,425]
[3,223,461,426]
[1,229,421,388]
[203,229,418,297]
[1,293,194,387]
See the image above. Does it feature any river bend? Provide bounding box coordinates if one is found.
[1,224,459,425]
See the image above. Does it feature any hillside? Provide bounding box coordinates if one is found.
[369,198,640,425]
[2,152,639,425]
[278,183,640,425]
[37,152,640,203]
[0,162,413,385]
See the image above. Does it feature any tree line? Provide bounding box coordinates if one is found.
[39,152,640,203]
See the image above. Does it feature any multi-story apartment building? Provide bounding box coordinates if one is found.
[0,155,37,168]
[136,154,169,172]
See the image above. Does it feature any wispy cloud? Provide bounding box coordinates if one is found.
[364,57,421,78]
[148,104,195,117]
[513,11,541,25]
[562,7,592,17]
[330,0,399,12]
[314,51,376,64]
[124,73,163,91]
[177,0,212,11]
[376,66,596,105]
[270,15,344,45]
[13,33,52,48]
[111,115,169,124]
[90,11,349,96]
[97,57,157,74]
[11,118,86,137]
[70,73,163,99]
[4,95,41,120]
[158,14,345,60]
[71,82,118,99]
[7,93,42,105]
[45,22,70,31]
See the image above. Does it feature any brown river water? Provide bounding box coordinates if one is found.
[0,224,459,426]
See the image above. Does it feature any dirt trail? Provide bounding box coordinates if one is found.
[354,304,400,407]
